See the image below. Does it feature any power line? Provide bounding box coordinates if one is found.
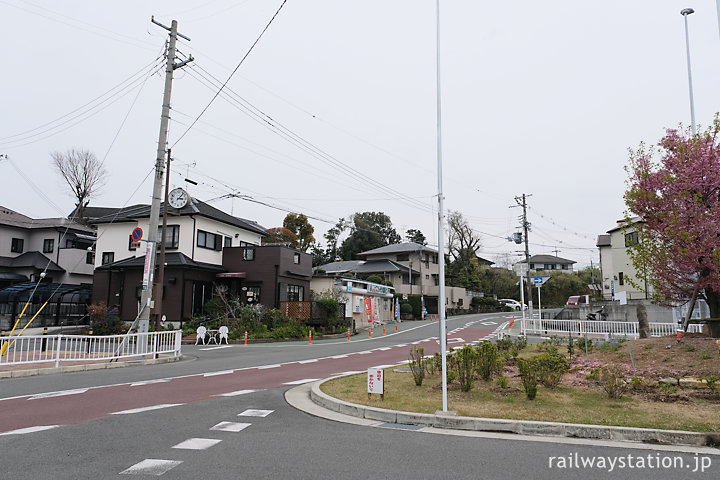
[171,0,288,148]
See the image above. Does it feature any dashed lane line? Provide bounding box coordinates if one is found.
[172,438,222,450]
[0,425,60,436]
[210,421,251,432]
[111,404,184,415]
[120,459,182,476]
[238,409,274,417]
[214,389,258,397]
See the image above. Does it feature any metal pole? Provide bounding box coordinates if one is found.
[436,0,448,412]
[681,8,697,135]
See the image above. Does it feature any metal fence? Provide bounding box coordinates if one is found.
[522,318,704,339]
[0,330,182,368]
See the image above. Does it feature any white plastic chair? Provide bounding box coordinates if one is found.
[195,326,207,345]
[218,326,229,344]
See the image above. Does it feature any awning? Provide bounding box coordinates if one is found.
[0,273,27,281]
[286,269,310,278]
[73,233,97,242]
[216,272,246,278]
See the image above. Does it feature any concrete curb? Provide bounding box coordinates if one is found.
[310,377,720,448]
[0,355,183,379]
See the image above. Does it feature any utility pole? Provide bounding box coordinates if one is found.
[154,149,172,332]
[514,194,533,319]
[136,18,193,335]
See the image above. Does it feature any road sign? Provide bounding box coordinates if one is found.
[132,227,143,242]
[367,368,384,396]
[532,276,550,286]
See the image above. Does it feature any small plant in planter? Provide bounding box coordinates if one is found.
[409,346,426,386]
[518,358,538,400]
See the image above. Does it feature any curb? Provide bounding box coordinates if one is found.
[309,377,720,449]
[0,355,183,379]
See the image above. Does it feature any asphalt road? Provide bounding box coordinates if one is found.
[1,312,717,479]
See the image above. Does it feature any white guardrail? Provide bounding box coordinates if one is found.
[522,318,703,338]
[0,330,182,368]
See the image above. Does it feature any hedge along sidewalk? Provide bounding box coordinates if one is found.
[309,375,720,449]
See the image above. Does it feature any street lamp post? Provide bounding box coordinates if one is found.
[681,8,697,135]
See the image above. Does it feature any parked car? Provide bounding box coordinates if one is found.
[499,299,525,311]
[566,295,582,305]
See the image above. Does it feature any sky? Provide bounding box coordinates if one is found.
[3,0,720,270]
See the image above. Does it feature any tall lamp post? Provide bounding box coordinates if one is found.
[681,8,697,135]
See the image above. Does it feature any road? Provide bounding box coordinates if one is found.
[1,312,717,479]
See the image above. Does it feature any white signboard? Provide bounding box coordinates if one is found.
[367,368,384,395]
[532,276,550,286]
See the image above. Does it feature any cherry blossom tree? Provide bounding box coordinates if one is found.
[625,116,720,328]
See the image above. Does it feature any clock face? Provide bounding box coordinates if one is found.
[168,188,189,209]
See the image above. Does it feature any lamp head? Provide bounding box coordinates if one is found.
[681,8,695,16]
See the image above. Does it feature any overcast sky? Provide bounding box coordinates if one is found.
[3,0,720,269]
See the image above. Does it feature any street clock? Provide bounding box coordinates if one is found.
[168,187,189,209]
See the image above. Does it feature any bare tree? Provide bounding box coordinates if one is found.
[51,148,107,224]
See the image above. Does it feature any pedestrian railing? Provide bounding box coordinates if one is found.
[522,319,703,339]
[0,330,182,368]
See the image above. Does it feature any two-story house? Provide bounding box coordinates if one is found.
[0,206,95,287]
[597,217,650,301]
[91,197,269,323]
[515,254,576,274]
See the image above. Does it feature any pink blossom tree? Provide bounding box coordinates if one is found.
[625,116,720,329]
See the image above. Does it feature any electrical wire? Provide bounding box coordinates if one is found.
[171,0,288,148]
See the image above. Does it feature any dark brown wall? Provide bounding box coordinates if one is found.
[223,246,311,308]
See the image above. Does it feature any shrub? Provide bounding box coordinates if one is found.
[598,340,623,353]
[704,375,719,391]
[513,336,528,350]
[576,337,593,353]
[409,346,426,386]
[270,320,307,339]
[476,342,499,381]
[535,352,569,389]
[455,345,478,392]
[518,358,538,400]
[446,370,457,384]
[496,337,513,352]
[598,365,630,399]
[400,303,413,315]
[496,376,509,389]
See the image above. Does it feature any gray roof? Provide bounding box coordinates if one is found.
[606,216,643,234]
[89,198,267,236]
[96,252,226,272]
[0,206,94,233]
[359,242,437,256]
[0,252,65,272]
[519,254,576,265]
[596,234,611,247]
[314,258,418,275]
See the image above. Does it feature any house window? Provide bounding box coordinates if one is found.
[625,232,639,247]
[197,230,221,250]
[618,272,624,286]
[562,264,568,270]
[243,248,255,261]
[11,238,23,253]
[529,263,535,269]
[224,236,232,248]
[425,274,430,280]
[432,255,438,264]
[396,253,409,261]
[293,253,301,264]
[433,274,439,286]
[402,274,410,285]
[158,225,180,249]
[86,252,95,264]
[458,298,463,306]
[287,284,304,302]
[101,252,114,265]
[43,239,54,253]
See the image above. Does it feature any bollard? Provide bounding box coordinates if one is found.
[308,330,312,345]
[369,328,372,338]
[244,330,248,346]
[395,322,398,332]
[347,328,351,342]
[87,329,93,354]
[383,324,386,336]
[41,327,48,352]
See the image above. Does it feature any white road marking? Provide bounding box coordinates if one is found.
[395,343,407,347]
[298,359,318,364]
[199,345,234,351]
[120,459,182,475]
[335,370,364,375]
[377,347,392,351]
[238,409,274,417]
[257,364,281,369]
[283,378,319,385]
[330,355,348,359]
[111,404,184,415]
[172,438,222,450]
[203,370,234,377]
[481,321,497,325]
[371,364,397,369]
[214,389,257,397]
[210,422,251,432]
[29,389,88,400]
[0,425,60,436]
[130,379,170,387]
[357,351,372,355]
